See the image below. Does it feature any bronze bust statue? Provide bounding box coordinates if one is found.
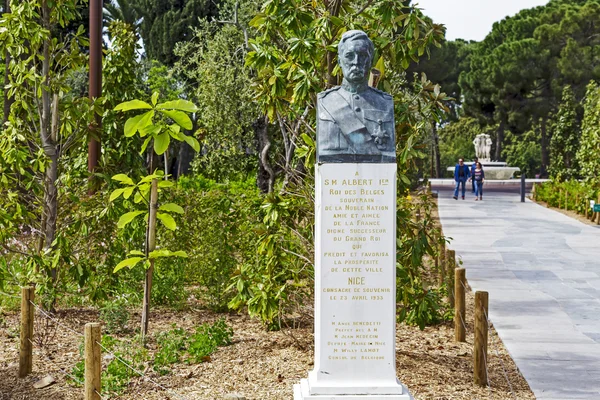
[317,30,396,163]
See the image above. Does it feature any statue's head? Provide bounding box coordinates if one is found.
[338,30,374,86]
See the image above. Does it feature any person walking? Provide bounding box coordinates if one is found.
[471,157,479,193]
[470,161,485,201]
[453,158,470,200]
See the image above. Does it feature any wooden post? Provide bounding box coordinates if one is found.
[474,291,489,387]
[19,286,34,378]
[565,190,568,210]
[446,249,456,307]
[438,241,446,287]
[585,198,589,219]
[141,179,159,340]
[597,195,600,226]
[455,268,466,342]
[558,189,562,209]
[84,323,101,400]
[531,183,536,200]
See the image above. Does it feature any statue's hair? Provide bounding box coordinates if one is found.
[338,30,374,63]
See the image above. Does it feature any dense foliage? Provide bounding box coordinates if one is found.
[549,86,580,181]
[576,81,600,183]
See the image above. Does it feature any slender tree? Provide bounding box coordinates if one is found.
[549,86,580,181]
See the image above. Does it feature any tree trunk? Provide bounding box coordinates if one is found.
[325,1,342,87]
[255,115,274,193]
[540,117,549,178]
[40,1,58,283]
[494,120,505,161]
[141,179,158,342]
[433,124,441,178]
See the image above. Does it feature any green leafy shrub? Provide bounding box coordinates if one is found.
[535,180,597,214]
[71,335,147,395]
[154,327,187,374]
[99,296,131,334]
[188,318,234,362]
[152,318,234,372]
[163,176,262,311]
[396,190,450,329]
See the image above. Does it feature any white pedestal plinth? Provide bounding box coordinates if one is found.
[294,164,412,399]
[294,379,413,399]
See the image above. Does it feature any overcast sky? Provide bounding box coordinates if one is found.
[414,0,550,41]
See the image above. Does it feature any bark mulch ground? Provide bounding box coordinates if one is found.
[0,291,534,400]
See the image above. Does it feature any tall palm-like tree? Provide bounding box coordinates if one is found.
[104,0,142,28]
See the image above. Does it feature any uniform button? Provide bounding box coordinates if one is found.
[377,119,383,124]
[354,95,360,100]
[355,107,361,112]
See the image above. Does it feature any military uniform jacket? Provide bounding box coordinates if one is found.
[316,85,396,163]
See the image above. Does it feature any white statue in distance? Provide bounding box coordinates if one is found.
[473,133,492,162]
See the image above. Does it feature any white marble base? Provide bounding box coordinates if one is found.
[294,379,413,400]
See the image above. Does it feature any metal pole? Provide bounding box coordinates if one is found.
[88,0,103,182]
[520,173,526,203]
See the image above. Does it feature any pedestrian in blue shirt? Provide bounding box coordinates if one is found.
[469,162,485,200]
[453,158,471,200]
[471,157,479,193]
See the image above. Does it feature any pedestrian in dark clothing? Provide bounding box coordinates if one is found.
[471,157,479,193]
[453,158,471,200]
[469,162,485,200]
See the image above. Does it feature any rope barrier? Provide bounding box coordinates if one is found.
[484,308,518,400]
[29,300,84,338]
[0,290,21,299]
[95,341,192,400]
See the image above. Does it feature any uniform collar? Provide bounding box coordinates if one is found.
[341,79,369,94]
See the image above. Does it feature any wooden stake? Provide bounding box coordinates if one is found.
[474,291,489,387]
[558,189,562,209]
[438,241,446,287]
[84,323,101,400]
[19,286,34,378]
[455,268,466,342]
[141,179,159,340]
[446,249,456,308]
[585,198,589,219]
[597,195,600,226]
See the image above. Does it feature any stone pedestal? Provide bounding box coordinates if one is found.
[294,163,412,400]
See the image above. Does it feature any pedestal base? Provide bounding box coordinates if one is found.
[293,379,413,400]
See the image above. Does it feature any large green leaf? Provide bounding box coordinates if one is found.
[184,135,200,152]
[156,99,198,113]
[148,249,188,259]
[124,114,143,137]
[117,211,145,229]
[159,203,184,214]
[112,174,134,185]
[159,110,193,130]
[157,212,176,230]
[154,131,170,155]
[124,111,154,137]
[114,100,152,111]
[109,188,125,202]
[113,257,144,273]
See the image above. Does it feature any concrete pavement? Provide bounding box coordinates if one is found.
[437,190,600,399]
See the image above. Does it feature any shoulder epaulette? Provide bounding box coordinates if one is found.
[370,86,392,99]
[318,86,341,98]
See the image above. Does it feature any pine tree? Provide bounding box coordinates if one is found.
[135,0,220,66]
[549,86,580,181]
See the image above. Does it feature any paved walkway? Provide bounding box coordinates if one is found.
[438,191,600,400]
